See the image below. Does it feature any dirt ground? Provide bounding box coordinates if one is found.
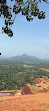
[0,92,49,111]
[0,77,49,111]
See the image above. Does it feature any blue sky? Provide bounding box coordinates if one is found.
[0,1,49,59]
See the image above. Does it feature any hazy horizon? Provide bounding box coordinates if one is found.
[0,53,49,60]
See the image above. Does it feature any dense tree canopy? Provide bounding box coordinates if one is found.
[0,0,48,37]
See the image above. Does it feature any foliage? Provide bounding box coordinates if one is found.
[0,59,49,90]
[0,0,48,37]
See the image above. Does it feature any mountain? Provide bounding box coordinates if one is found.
[10,54,39,62]
[0,54,49,63]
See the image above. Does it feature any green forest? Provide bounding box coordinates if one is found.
[0,58,49,91]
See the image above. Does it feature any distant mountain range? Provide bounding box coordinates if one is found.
[0,54,49,63]
[10,54,39,62]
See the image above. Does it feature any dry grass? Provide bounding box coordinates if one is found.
[29,83,48,93]
[40,68,49,72]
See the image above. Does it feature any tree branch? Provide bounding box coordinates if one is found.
[44,0,49,4]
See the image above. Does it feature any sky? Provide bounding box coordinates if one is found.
[0,1,49,59]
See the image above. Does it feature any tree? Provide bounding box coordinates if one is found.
[0,0,48,37]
